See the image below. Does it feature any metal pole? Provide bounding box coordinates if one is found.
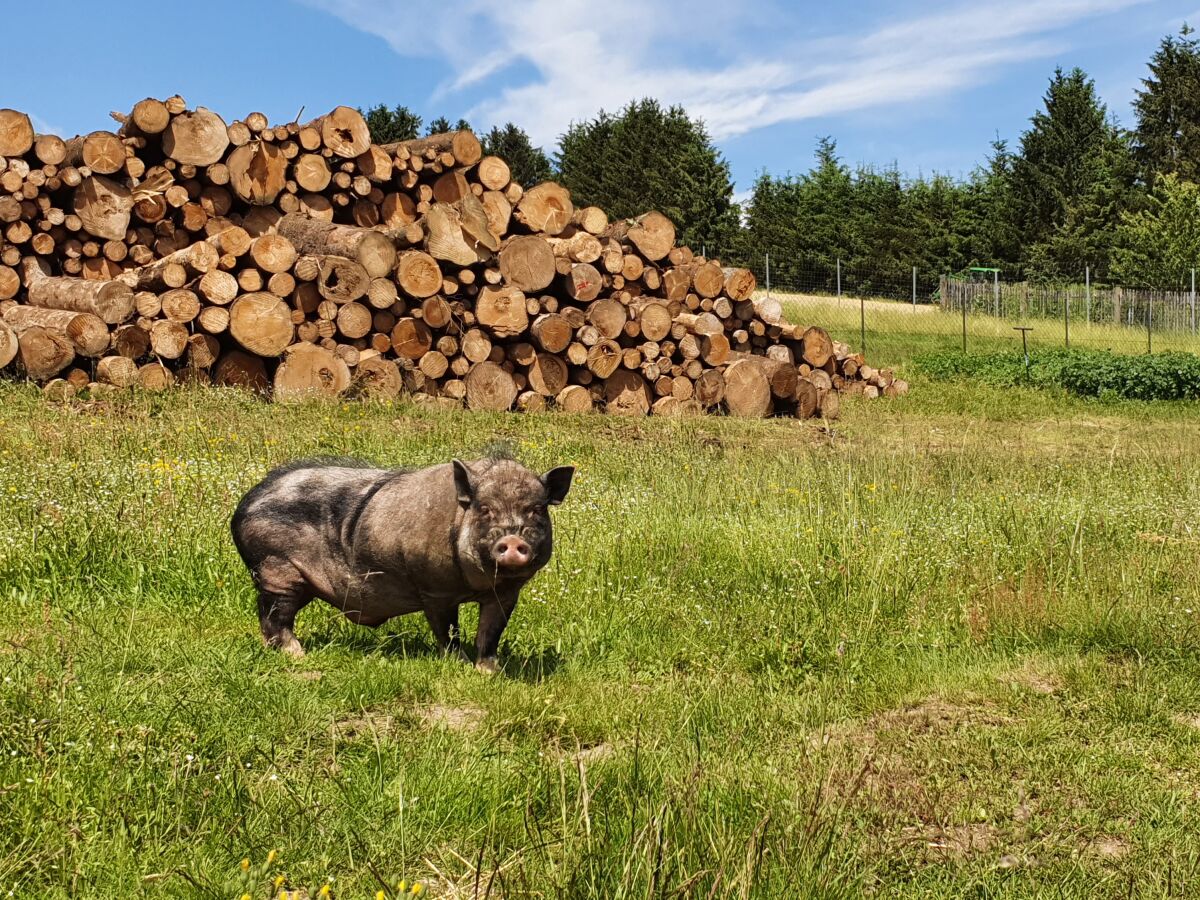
[1064,288,1070,349]
[912,266,917,307]
[1085,265,1091,325]
[860,293,866,355]
[836,258,842,300]
[962,289,968,354]
[1147,294,1152,354]
[765,252,770,297]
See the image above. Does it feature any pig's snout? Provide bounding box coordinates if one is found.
[492,535,532,568]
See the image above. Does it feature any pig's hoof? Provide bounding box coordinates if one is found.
[475,657,500,676]
[280,638,306,658]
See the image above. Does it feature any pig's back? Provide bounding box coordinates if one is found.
[231,458,398,565]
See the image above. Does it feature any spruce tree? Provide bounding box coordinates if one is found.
[1010,67,1138,278]
[555,99,740,252]
[1133,25,1200,182]
[360,104,421,144]
[481,124,554,186]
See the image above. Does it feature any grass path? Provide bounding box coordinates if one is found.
[0,383,1198,897]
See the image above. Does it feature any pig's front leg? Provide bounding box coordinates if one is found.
[474,592,519,675]
[423,603,469,663]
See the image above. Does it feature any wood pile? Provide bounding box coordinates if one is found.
[0,99,907,416]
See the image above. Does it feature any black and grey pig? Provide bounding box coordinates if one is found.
[230,453,574,673]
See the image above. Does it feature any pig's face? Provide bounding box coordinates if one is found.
[452,458,574,581]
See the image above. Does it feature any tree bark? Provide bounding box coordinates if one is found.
[23,259,134,323]
[277,213,396,278]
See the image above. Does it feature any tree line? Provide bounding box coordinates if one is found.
[362,25,1200,289]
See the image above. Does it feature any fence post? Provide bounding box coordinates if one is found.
[1147,294,1152,354]
[912,266,917,307]
[860,293,866,355]
[993,269,999,318]
[1085,265,1091,325]
[962,285,968,354]
[765,252,770,297]
[1064,286,1070,349]
[836,257,842,299]
[1192,268,1196,335]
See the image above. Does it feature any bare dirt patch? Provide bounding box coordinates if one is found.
[1088,835,1130,860]
[420,703,486,733]
[903,823,1000,860]
[1002,658,1063,695]
[330,711,395,740]
[811,695,1008,751]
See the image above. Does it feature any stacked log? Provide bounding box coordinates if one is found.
[0,100,908,415]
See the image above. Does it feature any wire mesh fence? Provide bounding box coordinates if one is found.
[716,253,1200,366]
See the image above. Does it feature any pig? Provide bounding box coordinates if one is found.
[230,453,574,673]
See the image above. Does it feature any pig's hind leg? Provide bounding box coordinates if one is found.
[255,556,312,657]
[424,604,469,663]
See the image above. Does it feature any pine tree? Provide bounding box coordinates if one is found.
[555,99,740,252]
[1133,25,1200,182]
[1010,67,1138,278]
[426,116,452,136]
[360,104,421,144]
[481,124,554,186]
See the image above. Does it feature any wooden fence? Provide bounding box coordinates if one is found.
[940,277,1199,334]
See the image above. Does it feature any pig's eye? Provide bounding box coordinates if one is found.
[476,503,491,517]
[529,504,547,517]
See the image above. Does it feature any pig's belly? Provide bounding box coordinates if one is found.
[314,566,425,626]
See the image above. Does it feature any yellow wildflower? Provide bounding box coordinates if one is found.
[397,883,407,893]
[267,849,278,865]
[377,891,387,900]
[275,874,286,888]
[241,858,250,871]
[412,884,424,896]
[320,886,332,898]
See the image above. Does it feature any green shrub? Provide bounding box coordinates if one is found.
[913,348,1200,400]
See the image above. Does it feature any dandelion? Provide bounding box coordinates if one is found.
[241,895,251,900]
[377,891,387,900]
[240,858,250,872]
[412,884,424,896]
[319,886,332,898]
[397,881,407,892]
[274,874,285,888]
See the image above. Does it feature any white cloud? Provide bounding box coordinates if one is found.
[27,113,65,138]
[305,0,1149,146]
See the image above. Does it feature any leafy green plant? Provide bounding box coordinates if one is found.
[913,347,1200,400]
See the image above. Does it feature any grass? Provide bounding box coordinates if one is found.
[771,290,1200,366]
[1,381,1199,898]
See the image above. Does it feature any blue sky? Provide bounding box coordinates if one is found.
[3,0,1191,196]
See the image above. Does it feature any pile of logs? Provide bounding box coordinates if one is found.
[0,99,907,416]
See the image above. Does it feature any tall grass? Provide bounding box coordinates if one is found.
[0,383,1198,897]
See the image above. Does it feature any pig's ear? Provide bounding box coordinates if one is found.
[452,459,475,507]
[542,466,575,506]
